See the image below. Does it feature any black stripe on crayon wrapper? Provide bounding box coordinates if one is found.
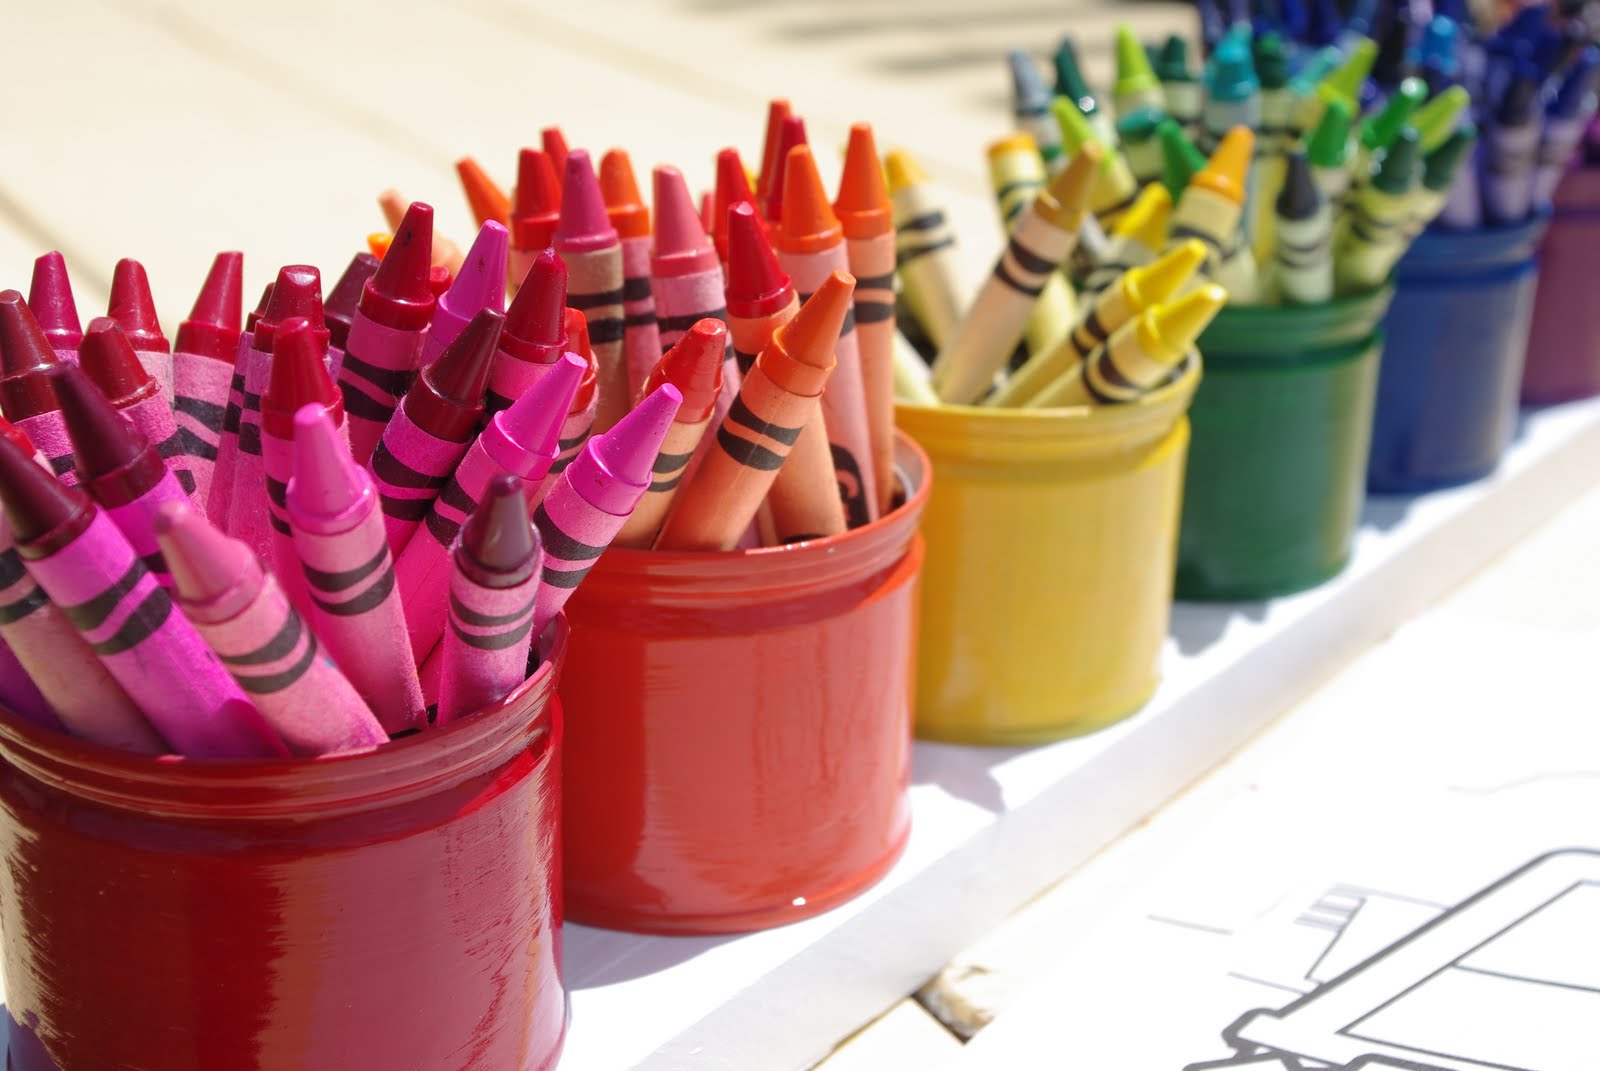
[895,237,956,266]
[993,179,1038,208]
[621,276,653,302]
[340,380,403,424]
[221,611,305,666]
[652,449,693,475]
[1005,235,1058,277]
[1094,188,1140,222]
[897,210,948,234]
[1080,305,1112,346]
[90,586,173,656]
[716,426,787,471]
[236,423,263,457]
[449,613,537,650]
[240,389,262,415]
[0,587,47,625]
[1089,351,1138,395]
[47,452,77,477]
[648,472,684,492]
[60,560,144,632]
[656,307,728,335]
[1079,363,1118,405]
[727,394,802,446]
[370,439,451,491]
[531,502,608,561]
[153,431,186,461]
[174,468,198,496]
[567,287,626,310]
[139,551,168,577]
[177,428,220,462]
[269,513,292,536]
[623,311,658,329]
[424,510,466,548]
[734,347,759,376]
[993,260,1046,298]
[1350,214,1400,246]
[539,563,593,589]
[585,319,626,345]
[339,352,416,398]
[301,543,389,593]
[377,493,435,522]
[308,565,397,617]
[232,633,318,695]
[265,477,287,509]
[854,300,895,325]
[175,394,228,434]
[0,550,28,590]
[450,589,537,628]
[1167,223,1226,261]
[855,271,896,291]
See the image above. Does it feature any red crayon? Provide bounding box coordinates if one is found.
[761,115,810,225]
[756,97,795,210]
[456,155,511,227]
[542,126,571,187]
[28,252,83,365]
[699,189,716,237]
[556,149,628,435]
[549,308,600,483]
[421,220,508,368]
[171,252,243,511]
[598,148,662,402]
[485,248,568,416]
[0,291,74,484]
[106,258,174,408]
[80,319,198,504]
[337,202,436,465]
[207,282,272,528]
[712,147,760,267]
[509,149,562,293]
[324,251,380,371]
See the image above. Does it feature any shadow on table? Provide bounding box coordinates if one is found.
[1169,597,1269,657]
[562,924,734,989]
[912,740,1029,814]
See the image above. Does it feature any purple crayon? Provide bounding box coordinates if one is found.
[395,352,583,664]
[28,252,83,365]
[556,149,628,434]
[485,248,568,416]
[156,503,387,756]
[436,473,543,725]
[532,381,681,631]
[80,319,199,504]
[0,436,285,757]
[0,290,76,484]
[106,259,175,408]
[338,202,437,465]
[421,221,508,368]
[0,636,60,731]
[369,307,501,556]
[208,282,272,527]
[52,363,192,589]
[171,252,243,510]
[286,405,425,733]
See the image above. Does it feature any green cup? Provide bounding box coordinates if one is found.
[1176,286,1395,601]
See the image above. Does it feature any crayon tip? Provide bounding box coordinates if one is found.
[1044,141,1103,219]
[1126,240,1207,307]
[500,351,586,460]
[155,501,255,607]
[174,251,244,362]
[513,149,563,252]
[503,248,568,348]
[1361,76,1428,152]
[1307,97,1354,167]
[1007,49,1051,114]
[1371,125,1421,195]
[1423,122,1477,192]
[455,156,511,227]
[1191,126,1254,204]
[1412,85,1471,154]
[652,165,713,259]
[49,362,149,482]
[427,307,504,408]
[0,290,60,379]
[1158,119,1208,198]
[835,123,892,239]
[1114,25,1160,95]
[107,259,169,352]
[988,131,1040,163]
[712,147,757,260]
[776,270,855,371]
[377,189,408,232]
[756,98,795,205]
[591,382,682,491]
[1113,183,1173,248]
[1276,151,1325,222]
[564,307,594,365]
[324,253,380,352]
[247,283,274,333]
[461,473,539,575]
[1149,285,1226,354]
[27,253,83,352]
[883,148,928,194]
[0,432,88,546]
[368,232,393,260]
[646,318,726,421]
[257,265,326,353]
[778,145,842,253]
[79,317,157,406]
[725,201,792,319]
[1321,37,1377,105]
[1051,97,1098,156]
[1252,31,1290,90]
[287,404,367,523]
[441,221,510,323]
[367,201,437,312]
[262,317,341,439]
[555,149,618,252]
[763,115,810,224]
[1206,38,1259,102]
[541,126,570,182]
[1156,35,1193,81]
[598,149,651,239]
[1052,35,1092,102]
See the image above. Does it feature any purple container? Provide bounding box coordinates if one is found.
[1523,166,1600,404]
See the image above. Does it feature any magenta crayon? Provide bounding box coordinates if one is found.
[436,474,543,726]
[324,251,380,372]
[206,283,271,529]
[80,318,198,504]
[338,201,437,465]
[533,382,679,629]
[598,149,662,402]
[106,258,174,408]
[421,220,507,368]
[286,405,424,733]
[510,149,563,291]
[486,248,568,416]
[0,436,285,757]
[28,252,83,365]
[156,502,386,756]
[53,362,192,589]
[395,353,583,664]
[556,149,628,435]
[0,636,60,731]
[0,290,75,484]
[171,251,242,510]
[369,307,501,555]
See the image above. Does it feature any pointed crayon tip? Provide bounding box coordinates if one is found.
[28,253,83,353]
[883,148,928,195]
[835,123,892,239]
[1152,285,1226,352]
[1007,49,1051,113]
[1322,38,1377,104]
[501,351,586,459]
[257,265,326,352]
[440,221,509,325]
[1114,24,1160,94]
[513,149,563,251]
[1114,183,1173,247]
[50,362,149,480]
[987,131,1040,163]
[777,270,855,371]
[1127,240,1207,306]
[555,149,618,252]
[1277,151,1323,220]
[1156,34,1192,80]
[155,501,255,607]
[1046,141,1103,217]
[756,98,795,205]
[593,382,682,490]
[1372,125,1422,194]
[1307,97,1354,167]
[778,144,842,254]
[699,189,717,238]
[1158,118,1208,196]
[598,149,651,239]
[1412,85,1471,153]
[651,165,713,260]
[1423,122,1477,191]
[712,147,758,260]
[503,248,568,348]
[0,432,88,545]
[0,290,60,379]
[1192,126,1254,204]
[288,404,366,522]
[461,472,538,574]
[763,115,810,224]
[79,317,157,407]
[725,201,792,319]
[541,126,570,183]
[173,251,244,362]
[455,156,511,227]
[1362,76,1428,152]
[646,319,725,421]
[1051,97,1098,155]
[107,259,169,352]
[324,253,379,352]
[369,201,437,309]
[427,307,504,407]
[262,317,340,439]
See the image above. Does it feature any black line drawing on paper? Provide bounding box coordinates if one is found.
[1184,849,1600,1071]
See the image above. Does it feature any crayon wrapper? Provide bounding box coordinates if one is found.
[340,313,427,464]
[369,403,473,557]
[206,332,255,527]
[437,556,541,724]
[172,351,233,508]
[134,348,176,409]
[16,412,78,487]
[104,469,192,586]
[620,236,661,400]
[124,392,200,505]
[531,473,633,630]
[564,243,628,433]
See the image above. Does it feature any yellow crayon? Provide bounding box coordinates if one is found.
[1081,183,1172,296]
[887,149,967,352]
[893,331,939,406]
[1031,286,1224,408]
[986,133,1078,368]
[1167,126,1251,286]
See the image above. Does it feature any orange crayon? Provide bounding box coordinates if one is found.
[455,156,510,227]
[599,149,662,402]
[509,149,562,292]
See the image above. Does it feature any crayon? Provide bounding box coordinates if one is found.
[698,189,716,239]
[1052,99,1141,230]
[1367,9,1416,110]
[206,283,270,527]
[76,320,196,509]
[932,146,1100,405]
[486,248,568,416]
[27,252,83,366]
[1169,126,1252,286]
[1081,183,1173,297]
[1157,36,1203,137]
[988,132,1046,229]
[893,333,939,406]
[286,405,423,734]
[1405,123,1478,240]
[456,155,510,227]
[1411,85,1471,154]
[1439,138,1484,230]
[599,148,663,402]
[549,307,602,484]
[657,274,850,551]
[0,635,59,732]
[1533,47,1600,206]
[1113,25,1166,120]
[712,147,759,267]
[1356,76,1429,179]
[556,149,628,434]
[324,252,379,361]
[998,240,1205,409]
[886,148,967,352]
[107,259,174,408]
[338,201,436,465]
[171,252,243,510]
[0,291,74,484]
[615,319,724,547]
[1053,36,1118,147]
[1159,118,1210,200]
[761,115,810,226]
[1008,49,1064,173]
[1030,286,1223,408]
[542,126,570,187]
[1418,15,1461,96]
[1252,32,1294,264]
[156,503,385,755]
[1201,38,1261,156]
[396,353,583,663]
[776,146,880,525]
[370,308,500,556]
[436,474,543,726]
[0,436,285,757]
[1336,125,1423,293]
[420,221,507,369]
[509,149,563,291]
[378,189,463,276]
[1306,37,1377,138]
[1117,107,1169,188]
[1274,150,1335,305]
[1307,98,1357,209]
[755,98,795,211]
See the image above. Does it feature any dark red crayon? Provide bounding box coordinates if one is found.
[106,258,174,406]
[0,291,73,483]
[80,318,197,501]
[486,249,569,416]
[761,115,810,225]
[324,251,380,356]
[28,252,83,362]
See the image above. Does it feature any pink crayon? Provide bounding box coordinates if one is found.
[532,381,681,631]
[28,252,83,365]
[486,248,568,416]
[107,259,174,408]
[0,290,75,484]
[598,149,662,402]
[557,149,628,435]
[286,405,424,733]
[0,436,285,758]
[436,474,543,725]
[80,318,199,504]
[338,202,437,465]
[156,503,387,756]
[324,251,380,377]
[420,221,507,368]
[0,636,60,731]
[370,308,501,556]
[171,252,243,510]
[53,363,192,589]
[396,353,582,664]
[208,283,271,527]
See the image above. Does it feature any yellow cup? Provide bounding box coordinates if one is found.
[896,357,1200,744]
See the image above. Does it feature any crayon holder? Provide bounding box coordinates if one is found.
[1522,167,1600,404]
[1369,212,1549,492]
[896,358,1199,744]
[1177,288,1393,601]
[0,619,570,1071]
[559,433,930,935]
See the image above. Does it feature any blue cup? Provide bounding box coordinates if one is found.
[1368,212,1550,493]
